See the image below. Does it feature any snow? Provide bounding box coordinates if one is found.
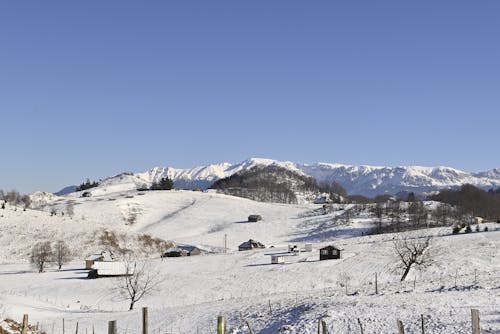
[1,190,500,333]
[81,157,500,198]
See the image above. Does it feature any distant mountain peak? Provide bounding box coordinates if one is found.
[54,159,500,198]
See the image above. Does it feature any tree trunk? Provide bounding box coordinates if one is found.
[129,300,135,311]
[400,264,412,281]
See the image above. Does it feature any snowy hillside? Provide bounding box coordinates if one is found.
[70,158,500,198]
[3,185,500,333]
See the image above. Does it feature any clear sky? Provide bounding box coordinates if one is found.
[1,1,499,194]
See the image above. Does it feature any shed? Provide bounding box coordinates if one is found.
[238,239,265,251]
[87,261,131,279]
[271,255,285,264]
[319,245,342,260]
[248,215,262,222]
[85,250,114,269]
[303,243,313,252]
[288,244,299,253]
[162,245,201,257]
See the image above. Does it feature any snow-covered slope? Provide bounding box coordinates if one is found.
[87,158,500,197]
[299,163,500,196]
[5,184,500,333]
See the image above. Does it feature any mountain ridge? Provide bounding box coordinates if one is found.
[56,158,500,197]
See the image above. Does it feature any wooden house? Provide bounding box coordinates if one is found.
[85,250,114,269]
[319,245,341,260]
[162,245,201,258]
[238,239,265,251]
[87,261,131,279]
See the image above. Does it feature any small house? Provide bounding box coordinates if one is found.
[288,244,299,253]
[85,250,114,269]
[248,215,262,222]
[271,255,285,264]
[319,245,341,260]
[238,239,265,251]
[303,244,313,252]
[162,245,201,257]
[87,261,131,279]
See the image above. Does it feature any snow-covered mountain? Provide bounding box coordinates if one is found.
[58,158,500,197]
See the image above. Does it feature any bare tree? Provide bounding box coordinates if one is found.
[373,202,384,233]
[65,203,75,218]
[30,241,53,273]
[393,232,432,281]
[116,259,162,310]
[54,240,71,270]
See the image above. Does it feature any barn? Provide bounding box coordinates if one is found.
[319,245,342,260]
[87,261,131,279]
[162,245,202,257]
[85,250,114,269]
[238,239,265,251]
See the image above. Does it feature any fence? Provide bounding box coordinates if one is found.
[14,306,485,334]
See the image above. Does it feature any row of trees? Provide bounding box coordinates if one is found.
[211,165,349,204]
[75,179,99,192]
[429,184,500,219]
[30,240,71,272]
[150,177,174,190]
[0,189,31,209]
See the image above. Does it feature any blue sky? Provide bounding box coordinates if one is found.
[1,1,499,193]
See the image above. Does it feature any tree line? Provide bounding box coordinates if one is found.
[75,179,99,192]
[0,189,31,209]
[210,165,348,204]
[429,184,500,220]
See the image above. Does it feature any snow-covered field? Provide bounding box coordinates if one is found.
[1,188,499,333]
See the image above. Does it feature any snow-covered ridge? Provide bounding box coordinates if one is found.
[60,158,500,197]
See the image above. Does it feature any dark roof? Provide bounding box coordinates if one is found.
[320,245,341,251]
[239,239,265,249]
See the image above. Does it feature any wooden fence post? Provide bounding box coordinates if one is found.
[142,307,149,334]
[245,320,255,334]
[471,309,480,334]
[421,314,425,334]
[217,316,226,334]
[358,318,364,334]
[375,273,378,294]
[321,320,327,334]
[63,318,65,334]
[397,320,405,334]
[75,322,79,334]
[108,320,117,334]
[317,319,321,334]
[21,314,29,334]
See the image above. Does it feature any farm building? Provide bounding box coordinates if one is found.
[238,239,265,251]
[162,245,201,257]
[85,250,114,269]
[271,255,285,264]
[303,243,313,252]
[319,245,342,260]
[87,261,131,279]
[248,215,262,222]
[288,244,299,253]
